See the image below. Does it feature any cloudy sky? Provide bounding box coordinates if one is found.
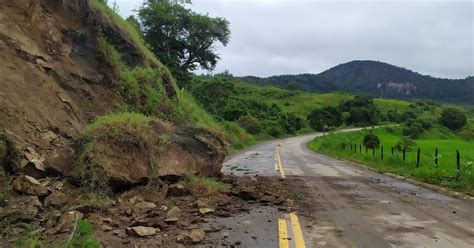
[113,0,473,79]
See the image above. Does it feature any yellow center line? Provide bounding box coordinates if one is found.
[276,145,286,178]
[290,212,306,248]
[278,218,289,248]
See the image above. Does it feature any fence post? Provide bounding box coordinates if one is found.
[372,148,375,157]
[435,148,438,166]
[416,148,420,167]
[403,148,406,162]
[391,146,394,155]
[359,144,362,154]
[381,146,384,161]
[351,144,353,151]
[456,150,460,172]
[354,144,357,154]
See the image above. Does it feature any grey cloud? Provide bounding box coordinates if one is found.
[115,0,473,78]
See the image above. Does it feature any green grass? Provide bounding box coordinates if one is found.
[80,112,155,145]
[308,126,474,195]
[177,90,256,151]
[231,80,411,123]
[90,0,161,67]
[185,174,230,193]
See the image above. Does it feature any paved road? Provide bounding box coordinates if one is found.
[222,131,474,248]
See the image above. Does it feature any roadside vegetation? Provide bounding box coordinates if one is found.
[308,106,474,195]
[186,76,413,148]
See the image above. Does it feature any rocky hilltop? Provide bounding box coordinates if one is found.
[240,60,474,104]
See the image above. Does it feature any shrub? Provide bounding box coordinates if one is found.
[307,106,342,131]
[386,110,402,123]
[401,111,417,122]
[363,132,380,149]
[458,130,474,141]
[394,136,416,152]
[403,121,424,139]
[439,108,467,130]
[264,120,285,137]
[419,118,433,130]
[281,113,303,134]
[237,115,262,134]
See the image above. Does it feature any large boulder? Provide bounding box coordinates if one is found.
[74,114,226,190]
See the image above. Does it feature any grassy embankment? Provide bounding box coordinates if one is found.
[308,124,474,195]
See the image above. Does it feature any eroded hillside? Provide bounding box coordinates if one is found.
[0,0,225,186]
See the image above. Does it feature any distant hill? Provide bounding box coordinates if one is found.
[239,60,474,105]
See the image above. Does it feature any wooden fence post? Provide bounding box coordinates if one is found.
[435,148,438,166]
[359,145,362,154]
[351,144,353,151]
[416,148,420,167]
[456,150,460,171]
[381,146,384,161]
[372,148,375,157]
[391,146,394,155]
[403,148,406,162]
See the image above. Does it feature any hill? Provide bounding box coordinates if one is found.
[239,60,474,105]
[189,76,413,144]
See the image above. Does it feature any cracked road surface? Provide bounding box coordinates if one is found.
[221,131,474,247]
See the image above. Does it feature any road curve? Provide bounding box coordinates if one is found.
[222,131,474,248]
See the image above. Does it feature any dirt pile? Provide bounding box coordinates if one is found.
[0,172,296,246]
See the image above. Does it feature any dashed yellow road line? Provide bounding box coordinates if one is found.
[275,145,286,178]
[290,212,306,248]
[278,218,289,248]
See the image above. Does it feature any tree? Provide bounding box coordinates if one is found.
[363,132,380,149]
[339,96,380,126]
[190,78,234,116]
[280,113,303,134]
[439,108,467,130]
[237,115,262,134]
[307,106,342,131]
[138,1,230,81]
[286,82,298,91]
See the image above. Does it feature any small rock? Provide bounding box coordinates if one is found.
[44,191,70,207]
[196,199,215,215]
[6,195,42,220]
[188,229,205,243]
[167,183,190,197]
[12,175,49,196]
[113,229,127,238]
[127,226,157,237]
[55,211,83,234]
[101,225,113,232]
[135,201,157,210]
[165,206,182,222]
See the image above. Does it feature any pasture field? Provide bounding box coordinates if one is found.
[308,126,474,195]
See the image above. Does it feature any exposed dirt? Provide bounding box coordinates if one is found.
[0,172,308,247]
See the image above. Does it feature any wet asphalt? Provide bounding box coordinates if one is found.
[219,130,474,248]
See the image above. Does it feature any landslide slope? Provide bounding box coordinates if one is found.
[0,0,225,186]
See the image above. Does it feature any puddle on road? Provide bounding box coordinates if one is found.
[204,206,281,247]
